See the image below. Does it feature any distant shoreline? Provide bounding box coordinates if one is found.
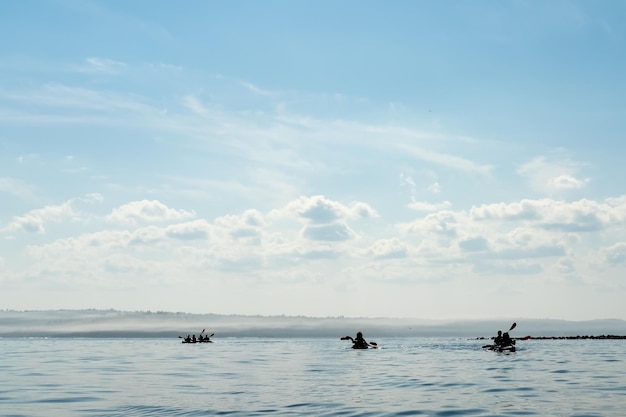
[478,335,626,340]
[2,310,626,339]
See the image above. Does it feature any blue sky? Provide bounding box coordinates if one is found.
[1,0,625,320]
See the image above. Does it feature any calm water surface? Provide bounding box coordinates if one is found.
[1,337,624,416]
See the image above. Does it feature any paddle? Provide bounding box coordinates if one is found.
[506,322,517,345]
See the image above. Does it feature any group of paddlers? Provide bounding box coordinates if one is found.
[180,329,214,343]
[180,323,523,351]
[482,322,519,351]
[493,329,514,347]
[183,334,212,343]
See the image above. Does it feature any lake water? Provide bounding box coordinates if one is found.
[1,337,624,416]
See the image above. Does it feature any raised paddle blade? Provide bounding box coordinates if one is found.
[509,322,517,332]
[340,336,352,341]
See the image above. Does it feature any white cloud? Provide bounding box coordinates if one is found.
[106,200,196,224]
[400,210,460,237]
[240,81,276,97]
[79,57,127,74]
[367,238,408,259]
[182,95,208,116]
[602,242,626,265]
[0,177,37,199]
[471,197,626,232]
[427,182,441,193]
[277,195,378,224]
[301,223,356,242]
[518,153,589,193]
[215,209,265,241]
[5,194,102,234]
[398,143,493,175]
[408,201,452,212]
[165,219,212,241]
[552,175,589,189]
[458,236,489,252]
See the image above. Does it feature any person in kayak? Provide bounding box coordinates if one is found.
[501,332,513,346]
[494,330,503,346]
[352,332,369,349]
[184,335,192,343]
[341,332,378,348]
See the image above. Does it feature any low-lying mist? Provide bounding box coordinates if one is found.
[1,310,625,339]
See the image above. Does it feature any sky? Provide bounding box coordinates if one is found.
[1,0,625,321]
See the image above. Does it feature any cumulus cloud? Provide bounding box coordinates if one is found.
[165,219,212,240]
[128,226,165,246]
[458,236,489,252]
[350,202,379,219]
[102,254,145,274]
[473,260,543,275]
[471,198,626,233]
[128,220,212,245]
[277,195,378,224]
[517,153,589,193]
[552,175,588,189]
[5,194,102,233]
[215,209,265,241]
[401,210,459,237]
[270,195,378,243]
[408,201,452,212]
[471,199,543,221]
[106,200,195,224]
[302,223,356,242]
[368,238,408,259]
[283,195,347,224]
[602,242,626,265]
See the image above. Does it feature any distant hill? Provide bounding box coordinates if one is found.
[1,309,625,338]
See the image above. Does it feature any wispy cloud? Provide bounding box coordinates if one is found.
[398,143,493,175]
[78,57,127,74]
[0,177,37,199]
[517,152,589,193]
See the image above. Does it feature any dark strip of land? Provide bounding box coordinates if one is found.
[526,335,626,340]
[477,335,626,340]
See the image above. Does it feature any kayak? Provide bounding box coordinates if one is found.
[352,345,369,349]
[181,340,213,344]
[483,344,515,352]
